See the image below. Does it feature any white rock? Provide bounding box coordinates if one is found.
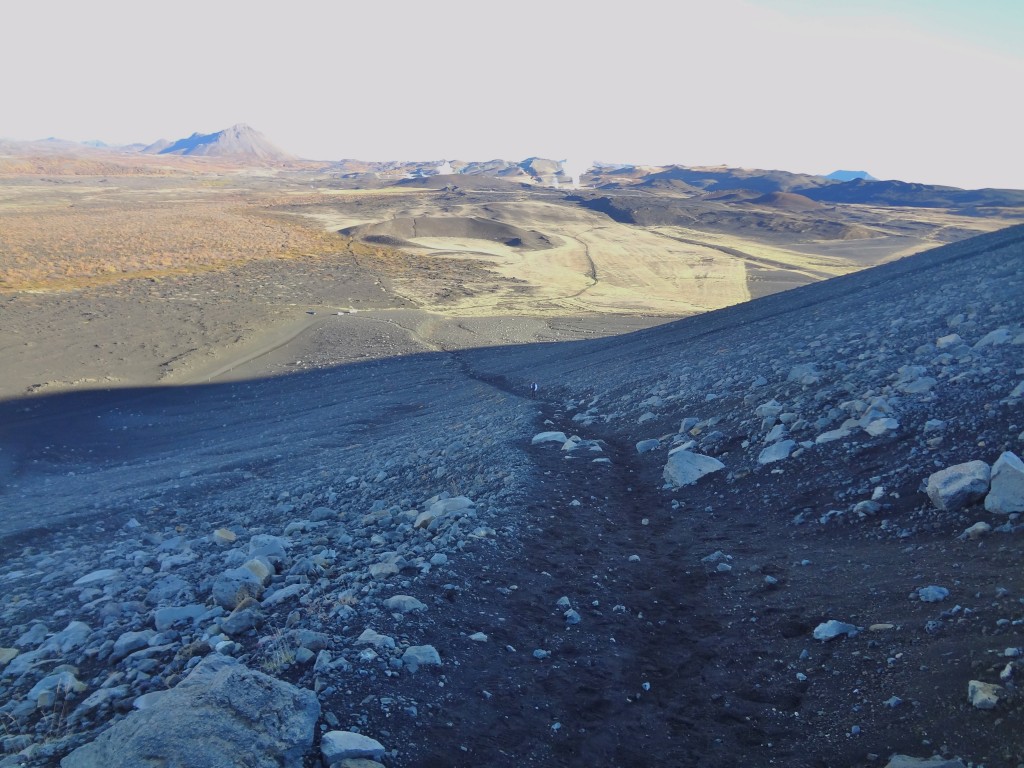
[384,595,427,614]
[635,439,660,454]
[321,730,386,765]
[787,363,821,386]
[356,629,395,649]
[968,679,1003,709]
[813,620,859,641]
[974,327,1012,347]
[926,460,991,510]
[532,431,568,445]
[985,451,1024,514]
[936,333,963,349]
[758,440,796,465]
[917,586,949,602]
[815,427,852,444]
[960,521,992,540]
[663,451,725,487]
[864,418,899,437]
[754,400,783,419]
[402,644,441,672]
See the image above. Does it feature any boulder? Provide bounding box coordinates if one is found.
[985,451,1024,514]
[968,679,1003,709]
[321,731,386,766]
[61,655,319,768]
[401,644,441,673]
[926,460,991,510]
[663,451,725,487]
[212,565,267,609]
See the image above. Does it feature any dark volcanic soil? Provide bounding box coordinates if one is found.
[346,394,1021,768]
[327,225,1024,767]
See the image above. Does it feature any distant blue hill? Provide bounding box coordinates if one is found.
[826,170,877,182]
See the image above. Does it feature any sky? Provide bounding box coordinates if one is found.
[3,0,1023,190]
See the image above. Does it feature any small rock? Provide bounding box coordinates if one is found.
[321,731,386,766]
[384,595,427,614]
[212,528,237,545]
[917,586,949,603]
[402,645,441,673]
[967,679,1003,709]
[758,440,796,465]
[960,521,991,540]
[813,620,859,641]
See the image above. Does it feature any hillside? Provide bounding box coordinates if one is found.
[0,225,1022,767]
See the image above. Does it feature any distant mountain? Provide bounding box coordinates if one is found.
[801,178,1024,208]
[826,170,877,182]
[602,164,834,194]
[149,124,295,162]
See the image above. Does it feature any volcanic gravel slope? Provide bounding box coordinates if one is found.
[0,224,1022,767]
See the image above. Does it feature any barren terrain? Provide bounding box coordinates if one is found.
[2,164,1019,401]
[1,157,1023,768]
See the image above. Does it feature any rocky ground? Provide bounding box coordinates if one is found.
[0,224,1022,767]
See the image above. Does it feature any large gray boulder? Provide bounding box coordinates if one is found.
[925,460,990,511]
[61,655,319,768]
[985,451,1024,514]
[663,450,725,487]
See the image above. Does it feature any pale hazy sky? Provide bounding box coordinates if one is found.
[4,0,1023,189]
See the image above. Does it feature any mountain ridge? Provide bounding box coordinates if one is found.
[147,123,295,162]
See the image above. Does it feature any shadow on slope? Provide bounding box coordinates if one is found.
[3,223,1023,539]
